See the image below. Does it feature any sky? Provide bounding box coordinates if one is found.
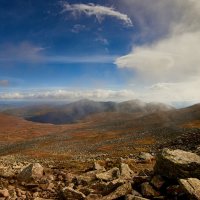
[0,0,200,105]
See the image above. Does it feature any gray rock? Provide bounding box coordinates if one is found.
[62,187,86,200]
[18,163,44,182]
[179,178,200,200]
[96,167,120,181]
[154,148,200,179]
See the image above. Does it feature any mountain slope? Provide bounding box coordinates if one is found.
[24,99,174,124]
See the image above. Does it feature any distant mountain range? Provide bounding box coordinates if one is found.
[3,99,174,124]
[0,100,200,158]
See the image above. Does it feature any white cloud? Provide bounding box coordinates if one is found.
[116,31,200,82]
[144,80,200,103]
[0,89,136,101]
[62,2,133,26]
[115,0,200,103]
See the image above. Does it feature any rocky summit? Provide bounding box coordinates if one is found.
[0,148,200,200]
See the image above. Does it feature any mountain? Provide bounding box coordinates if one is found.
[138,103,200,128]
[24,99,117,124]
[6,99,174,125]
[0,101,199,160]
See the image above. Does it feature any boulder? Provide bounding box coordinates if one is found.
[120,163,134,180]
[62,187,86,200]
[179,178,200,200]
[18,163,44,182]
[96,167,120,181]
[140,182,160,198]
[102,182,132,200]
[154,148,200,179]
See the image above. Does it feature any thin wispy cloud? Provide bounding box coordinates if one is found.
[95,35,109,45]
[0,89,136,101]
[62,2,133,26]
[71,24,87,33]
[0,42,117,64]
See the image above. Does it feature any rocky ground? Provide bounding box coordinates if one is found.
[0,148,200,200]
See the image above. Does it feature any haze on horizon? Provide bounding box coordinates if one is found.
[0,0,200,106]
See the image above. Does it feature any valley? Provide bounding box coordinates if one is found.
[0,100,200,161]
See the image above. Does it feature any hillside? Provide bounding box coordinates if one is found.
[3,99,174,125]
[0,101,199,160]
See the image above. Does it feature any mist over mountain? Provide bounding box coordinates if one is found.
[2,99,174,124]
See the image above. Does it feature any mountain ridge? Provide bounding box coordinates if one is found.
[3,99,174,124]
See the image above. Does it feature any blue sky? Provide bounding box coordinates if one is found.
[0,0,200,104]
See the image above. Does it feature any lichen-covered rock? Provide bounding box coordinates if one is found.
[96,167,120,181]
[61,187,86,200]
[179,178,200,200]
[154,148,200,179]
[17,163,44,182]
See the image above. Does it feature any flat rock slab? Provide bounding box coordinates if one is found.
[154,148,200,179]
[179,178,200,200]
